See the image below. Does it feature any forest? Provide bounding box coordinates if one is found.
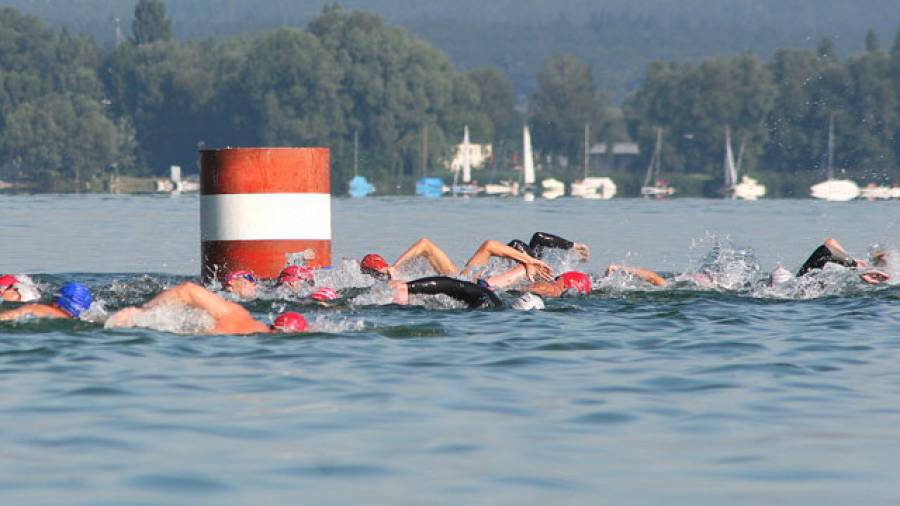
[0,1,898,196]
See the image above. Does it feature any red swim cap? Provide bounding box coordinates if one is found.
[278,265,314,285]
[360,254,389,275]
[311,287,339,301]
[0,275,18,290]
[272,312,308,332]
[557,271,591,294]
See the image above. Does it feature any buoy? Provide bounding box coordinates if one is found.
[200,147,331,282]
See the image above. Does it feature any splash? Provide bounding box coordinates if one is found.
[104,304,214,334]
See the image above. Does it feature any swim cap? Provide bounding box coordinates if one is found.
[769,266,793,286]
[13,282,40,302]
[54,283,93,318]
[272,312,308,332]
[311,287,338,301]
[226,270,257,284]
[557,271,591,294]
[512,293,545,310]
[360,254,389,276]
[278,265,314,285]
[0,275,17,290]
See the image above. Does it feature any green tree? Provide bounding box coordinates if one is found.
[466,68,519,141]
[132,0,172,45]
[530,53,607,176]
[0,93,130,187]
[865,29,881,53]
[307,7,456,189]
[101,40,222,173]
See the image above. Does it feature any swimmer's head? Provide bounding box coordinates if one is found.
[768,266,793,287]
[511,292,545,310]
[556,271,591,295]
[507,239,537,259]
[360,254,390,279]
[225,270,257,299]
[271,311,308,333]
[311,287,338,302]
[277,265,314,289]
[54,283,93,319]
[0,275,21,302]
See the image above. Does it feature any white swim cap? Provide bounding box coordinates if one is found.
[11,274,40,302]
[512,293,545,311]
[770,266,792,286]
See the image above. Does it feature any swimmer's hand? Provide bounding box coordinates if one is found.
[106,307,142,328]
[853,258,869,268]
[860,270,890,285]
[525,260,553,282]
[574,243,590,261]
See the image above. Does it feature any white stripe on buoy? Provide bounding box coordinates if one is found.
[200,193,331,242]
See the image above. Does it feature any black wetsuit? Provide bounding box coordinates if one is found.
[797,243,856,277]
[406,276,502,309]
[507,232,575,259]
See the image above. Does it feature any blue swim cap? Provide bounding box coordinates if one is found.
[55,283,93,318]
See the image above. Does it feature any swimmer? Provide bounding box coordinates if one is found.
[797,238,889,285]
[276,265,315,291]
[507,232,590,261]
[362,238,553,282]
[388,276,502,309]
[0,274,41,302]
[224,270,257,299]
[107,282,307,334]
[0,282,92,321]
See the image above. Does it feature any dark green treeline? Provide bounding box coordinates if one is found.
[0,1,897,195]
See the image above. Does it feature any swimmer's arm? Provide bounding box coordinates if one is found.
[529,232,589,261]
[607,264,667,286]
[144,282,241,320]
[390,238,459,277]
[526,281,565,298]
[484,264,529,289]
[0,304,60,321]
[461,240,552,280]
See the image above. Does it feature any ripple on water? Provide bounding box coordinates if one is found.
[129,473,232,494]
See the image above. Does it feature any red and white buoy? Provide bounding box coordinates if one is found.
[200,147,331,282]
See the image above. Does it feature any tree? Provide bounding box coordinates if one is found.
[307,8,457,188]
[817,36,836,60]
[132,0,172,45]
[530,53,607,175]
[0,93,131,187]
[865,29,881,53]
[466,68,519,142]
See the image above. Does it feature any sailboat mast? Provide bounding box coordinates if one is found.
[353,129,359,177]
[583,123,590,180]
[463,125,471,183]
[826,113,835,180]
[420,124,428,177]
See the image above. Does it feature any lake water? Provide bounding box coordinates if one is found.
[1,194,899,505]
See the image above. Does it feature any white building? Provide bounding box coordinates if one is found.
[447,142,493,173]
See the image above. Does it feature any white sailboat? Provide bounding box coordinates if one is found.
[522,125,537,201]
[810,114,860,201]
[723,126,765,200]
[859,183,893,200]
[570,123,617,200]
[640,127,675,198]
[451,125,481,196]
